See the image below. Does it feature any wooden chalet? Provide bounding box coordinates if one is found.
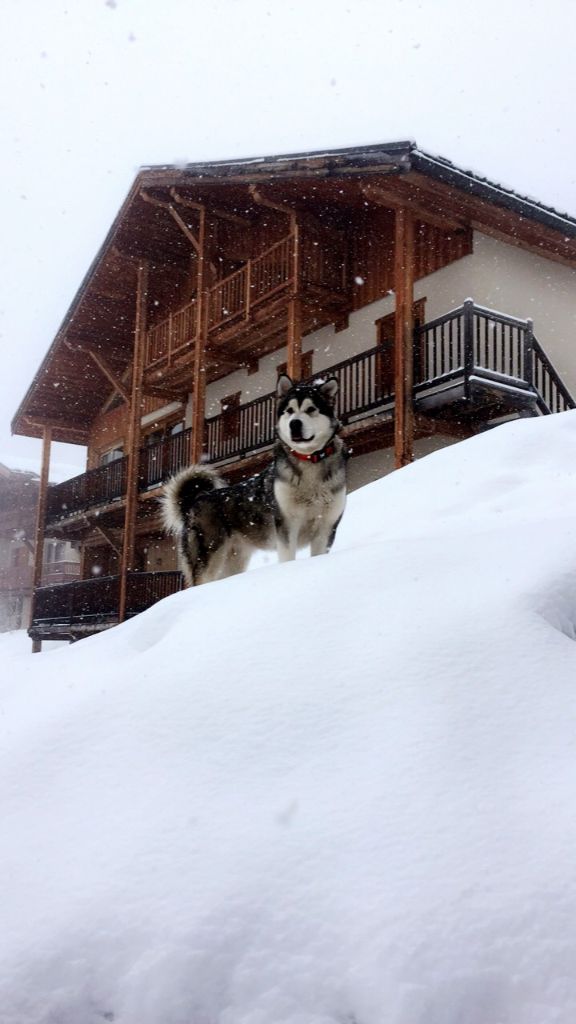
[11,141,576,648]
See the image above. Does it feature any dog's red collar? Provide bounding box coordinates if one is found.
[288,442,337,464]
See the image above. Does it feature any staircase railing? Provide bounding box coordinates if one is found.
[532,339,575,414]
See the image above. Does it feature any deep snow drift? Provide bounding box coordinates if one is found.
[2,412,576,1024]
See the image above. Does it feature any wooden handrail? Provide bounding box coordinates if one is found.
[532,338,575,413]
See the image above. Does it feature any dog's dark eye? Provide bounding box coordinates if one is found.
[286,407,295,415]
[305,407,317,416]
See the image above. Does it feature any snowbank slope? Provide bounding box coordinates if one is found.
[2,412,576,1024]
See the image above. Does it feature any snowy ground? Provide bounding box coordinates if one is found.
[2,412,576,1024]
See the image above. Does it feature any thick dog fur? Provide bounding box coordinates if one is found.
[162,374,348,586]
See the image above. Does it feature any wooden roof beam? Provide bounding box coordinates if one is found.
[82,516,122,556]
[18,417,88,445]
[86,350,131,403]
[140,190,200,255]
[169,189,250,227]
[64,340,131,403]
[249,185,296,226]
[362,184,467,233]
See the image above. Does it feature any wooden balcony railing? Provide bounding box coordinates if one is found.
[46,457,128,525]
[415,301,529,384]
[209,234,295,331]
[145,226,351,374]
[146,234,297,367]
[146,298,198,368]
[205,392,277,463]
[32,570,183,629]
[204,347,394,464]
[414,300,575,415]
[139,428,193,490]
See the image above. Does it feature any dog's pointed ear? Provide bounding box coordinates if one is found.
[319,377,338,403]
[277,374,294,400]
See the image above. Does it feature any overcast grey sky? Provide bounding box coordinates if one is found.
[1,0,575,479]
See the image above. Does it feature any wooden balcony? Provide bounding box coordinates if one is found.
[30,570,184,641]
[413,301,574,417]
[46,457,127,525]
[144,230,348,393]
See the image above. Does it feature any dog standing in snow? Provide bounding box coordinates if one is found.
[162,374,348,585]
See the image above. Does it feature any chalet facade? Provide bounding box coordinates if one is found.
[11,141,576,648]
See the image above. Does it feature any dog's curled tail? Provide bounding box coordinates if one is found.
[161,465,225,535]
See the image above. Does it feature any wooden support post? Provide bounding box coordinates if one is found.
[191,208,207,463]
[244,260,252,321]
[463,298,474,400]
[524,317,534,389]
[286,218,302,380]
[30,426,52,653]
[287,297,303,380]
[118,262,149,623]
[394,207,415,468]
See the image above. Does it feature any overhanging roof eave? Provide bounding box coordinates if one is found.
[411,149,576,239]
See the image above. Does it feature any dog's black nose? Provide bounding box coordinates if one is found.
[290,418,303,440]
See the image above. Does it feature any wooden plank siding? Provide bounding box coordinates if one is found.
[350,209,472,312]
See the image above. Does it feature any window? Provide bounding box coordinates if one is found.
[144,420,185,447]
[100,446,124,466]
[277,351,314,382]
[45,541,65,564]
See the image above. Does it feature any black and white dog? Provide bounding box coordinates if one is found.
[162,374,348,585]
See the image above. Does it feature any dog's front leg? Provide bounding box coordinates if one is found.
[310,534,330,557]
[275,519,298,562]
[310,513,343,557]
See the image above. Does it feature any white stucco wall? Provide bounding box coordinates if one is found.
[347,434,461,492]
